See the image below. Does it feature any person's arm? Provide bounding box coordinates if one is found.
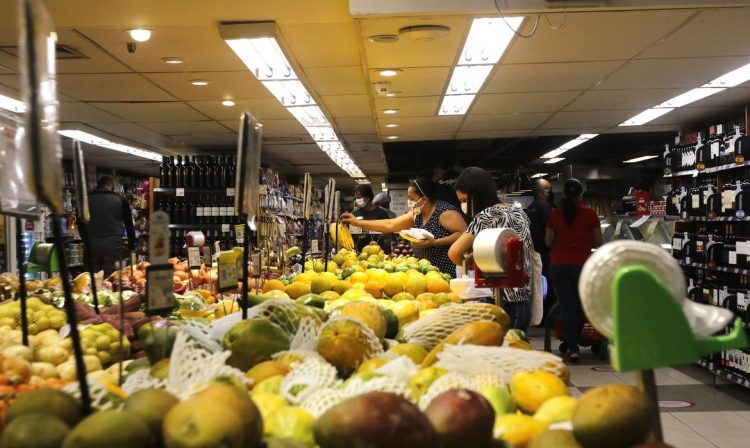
[545,228,555,249]
[121,196,136,251]
[415,209,467,248]
[340,211,414,233]
[448,232,475,265]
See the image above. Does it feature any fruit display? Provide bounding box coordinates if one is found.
[392,238,415,257]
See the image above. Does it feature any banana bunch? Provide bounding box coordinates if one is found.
[330,222,354,250]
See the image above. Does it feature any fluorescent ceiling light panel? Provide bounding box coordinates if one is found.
[58,130,162,161]
[544,158,565,164]
[540,134,599,159]
[623,155,658,163]
[704,61,750,88]
[540,148,567,159]
[530,173,547,179]
[306,126,337,142]
[619,107,674,126]
[446,65,494,95]
[438,95,476,116]
[287,106,329,127]
[655,87,724,108]
[262,80,315,107]
[355,179,371,184]
[225,37,298,81]
[0,94,26,113]
[459,17,524,66]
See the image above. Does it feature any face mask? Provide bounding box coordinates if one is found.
[407,198,423,215]
[355,198,366,209]
[461,202,468,214]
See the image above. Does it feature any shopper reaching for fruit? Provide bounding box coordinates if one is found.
[342,178,466,277]
[448,167,534,331]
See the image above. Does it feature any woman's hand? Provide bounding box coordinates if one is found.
[413,235,435,248]
[340,212,357,225]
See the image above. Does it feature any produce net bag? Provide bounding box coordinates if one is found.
[280,357,341,405]
[434,344,567,382]
[401,302,503,351]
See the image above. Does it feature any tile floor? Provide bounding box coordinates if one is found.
[528,328,750,448]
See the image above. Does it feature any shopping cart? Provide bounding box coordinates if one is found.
[544,301,608,360]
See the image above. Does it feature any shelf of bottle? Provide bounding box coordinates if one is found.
[168,224,237,230]
[698,358,750,389]
[154,187,234,195]
[678,260,750,275]
[679,216,750,222]
[259,193,304,202]
[664,160,750,178]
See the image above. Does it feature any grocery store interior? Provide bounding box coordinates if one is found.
[1,0,750,447]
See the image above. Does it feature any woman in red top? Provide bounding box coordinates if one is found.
[545,179,602,363]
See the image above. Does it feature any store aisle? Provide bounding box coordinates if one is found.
[528,328,750,448]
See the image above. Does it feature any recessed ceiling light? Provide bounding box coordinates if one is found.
[623,155,659,164]
[544,158,565,164]
[368,34,399,44]
[222,100,236,107]
[383,109,398,114]
[161,57,183,64]
[127,28,152,42]
[387,136,399,140]
[379,69,400,77]
[385,124,398,128]
[386,93,396,97]
[190,80,209,86]
[399,25,451,41]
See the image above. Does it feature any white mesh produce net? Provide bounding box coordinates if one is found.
[64,376,121,411]
[289,317,321,351]
[280,357,341,405]
[434,344,567,382]
[299,387,349,418]
[375,355,419,384]
[417,371,508,410]
[401,302,504,351]
[247,299,323,338]
[122,368,166,395]
[319,316,384,360]
[180,319,222,353]
[342,373,411,400]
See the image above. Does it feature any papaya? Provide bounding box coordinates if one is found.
[317,319,377,377]
[223,319,290,371]
[341,302,387,342]
[421,320,505,368]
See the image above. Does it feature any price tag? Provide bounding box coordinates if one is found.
[235,224,245,244]
[218,251,239,292]
[311,240,319,253]
[672,238,682,250]
[629,215,650,228]
[149,211,170,264]
[146,264,176,315]
[176,188,185,197]
[729,251,737,265]
[222,224,230,233]
[203,246,212,268]
[188,247,201,269]
[226,188,235,197]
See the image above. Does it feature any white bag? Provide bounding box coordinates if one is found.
[530,249,544,326]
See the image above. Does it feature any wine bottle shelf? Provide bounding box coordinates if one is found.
[678,260,750,276]
[154,187,233,195]
[665,160,750,178]
[698,359,750,389]
[168,224,228,230]
[682,216,750,222]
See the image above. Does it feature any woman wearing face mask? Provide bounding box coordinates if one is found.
[341,177,466,277]
[448,167,534,331]
[351,184,392,252]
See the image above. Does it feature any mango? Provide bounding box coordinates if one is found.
[421,320,505,367]
[223,319,290,371]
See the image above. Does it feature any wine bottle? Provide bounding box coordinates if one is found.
[211,195,220,225]
[160,156,168,187]
[165,156,174,188]
[173,155,183,188]
[183,156,192,188]
[213,156,222,188]
[227,156,236,188]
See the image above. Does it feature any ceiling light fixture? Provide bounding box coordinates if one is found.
[530,173,547,179]
[221,100,236,107]
[0,93,26,113]
[383,109,398,114]
[355,179,371,184]
[438,16,524,116]
[540,133,599,159]
[623,155,659,164]
[386,93,396,97]
[58,130,162,161]
[381,182,388,191]
[368,34,399,44]
[220,21,364,178]
[544,157,565,164]
[190,80,209,86]
[379,69,400,77]
[387,136,399,140]
[127,28,152,42]
[385,124,398,128]
[161,57,183,64]
[619,61,750,127]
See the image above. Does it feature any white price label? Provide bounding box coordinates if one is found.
[629,215,650,228]
[222,224,230,233]
[672,238,682,250]
[692,194,700,209]
[176,188,185,197]
[218,252,239,292]
[235,225,245,244]
[146,265,176,314]
[203,246,212,267]
[729,251,737,265]
[187,247,201,269]
[149,211,170,264]
[311,240,319,253]
[226,188,235,197]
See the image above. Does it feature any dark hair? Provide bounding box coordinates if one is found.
[353,184,374,201]
[454,167,498,215]
[562,179,584,225]
[97,175,115,190]
[409,177,439,202]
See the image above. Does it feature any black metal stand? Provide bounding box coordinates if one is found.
[241,219,250,320]
[51,214,91,415]
[14,217,29,347]
[77,221,99,314]
[323,223,330,272]
[300,219,310,270]
[637,369,664,443]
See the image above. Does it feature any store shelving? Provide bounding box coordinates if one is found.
[698,358,750,389]
[678,260,750,276]
[664,160,750,178]
[154,187,235,195]
[168,224,225,230]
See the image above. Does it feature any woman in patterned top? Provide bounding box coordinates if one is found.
[448,167,534,331]
[341,177,466,277]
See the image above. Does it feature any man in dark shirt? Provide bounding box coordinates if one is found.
[352,185,390,252]
[85,175,135,276]
[525,178,554,324]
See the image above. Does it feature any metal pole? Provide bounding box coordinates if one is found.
[636,369,664,443]
[14,217,29,347]
[78,222,99,314]
[241,220,250,320]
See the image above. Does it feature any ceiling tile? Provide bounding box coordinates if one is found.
[374,96,440,118]
[221,119,306,137]
[143,71,272,101]
[472,91,581,114]
[391,132,456,141]
[283,22,361,68]
[359,16,469,68]
[504,10,696,64]
[335,117,377,134]
[188,98,291,121]
[55,29,132,74]
[541,110,635,129]
[304,66,367,95]
[461,113,550,131]
[140,120,228,135]
[58,73,176,101]
[485,61,622,93]
[377,116,463,133]
[341,134,379,143]
[456,130,531,139]
[529,128,608,137]
[60,102,127,123]
[648,106,727,126]
[372,67,451,97]
[602,125,678,134]
[87,122,167,138]
[595,56,750,90]
[321,95,371,117]
[175,133,238,147]
[564,89,684,111]
[639,8,750,59]
[95,102,208,122]
[683,87,750,109]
